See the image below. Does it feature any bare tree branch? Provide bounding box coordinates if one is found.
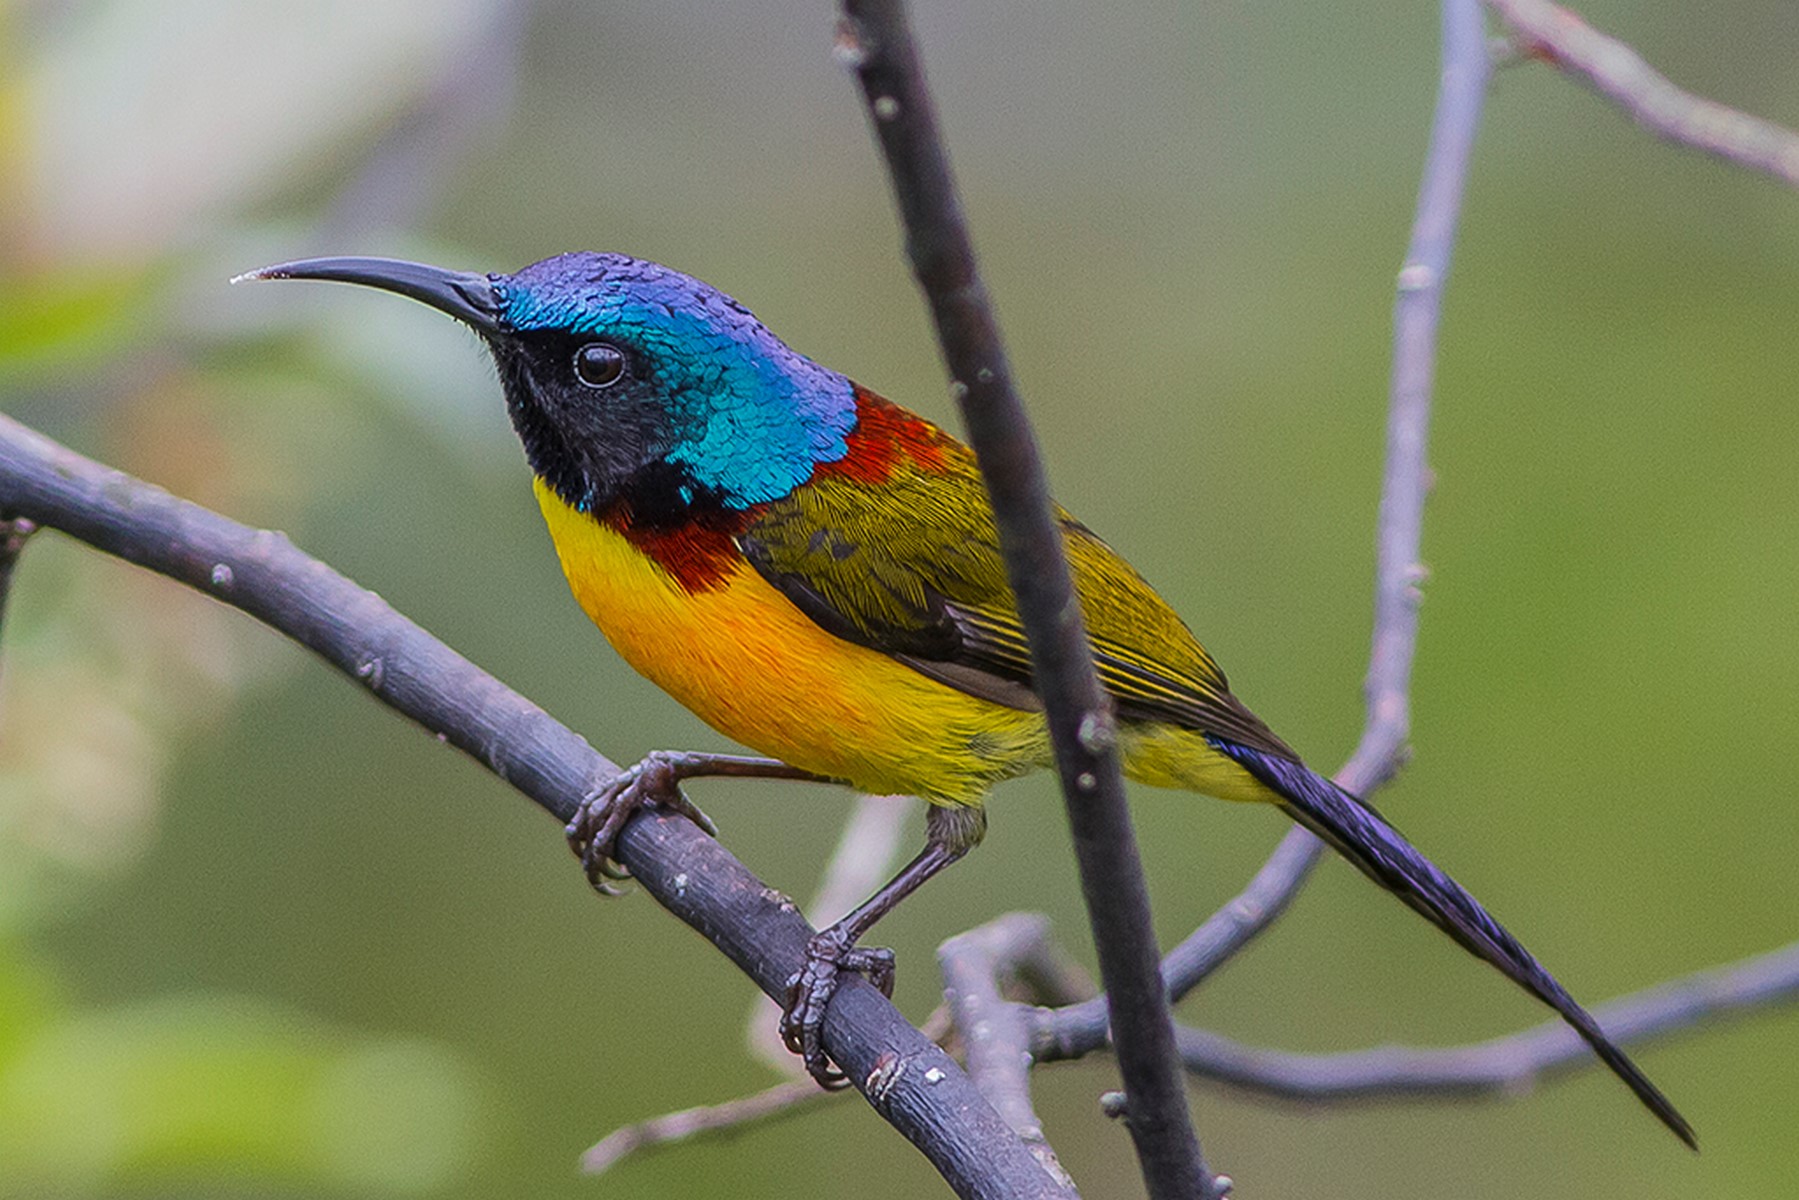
[1032,0,1493,1070]
[1487,0,1799,188]
[836,3,1217,1195]
[1033,831,1325,1061]
[583,1003,961,1178]
[0,516,36,656]
[939,917,1073,1189]
[1169,936,1799,1102]
[580,1079,832,1176]
[0,414,1077,1200]
[1360,0,1490,815]
[943,0,1796,1145]
[943,914,1797,1109]
[943,0,1799,1160]
[936,916,1098,1157]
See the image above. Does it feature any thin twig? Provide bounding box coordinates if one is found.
[1355,0,1490,790]
[0,516,37,658]
[1033,831,1324,1061]
[838,4,1214,1196]
[1033,0,1493,1064]
[581,1079,832,1175]
[1170,936,1799,1102]
[1486,0,1799,189]
[0,415,1076,1200]
[939,917,1073,1189]
[585,1001,960,1178]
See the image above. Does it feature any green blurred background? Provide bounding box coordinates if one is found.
[2,0,1796,1196]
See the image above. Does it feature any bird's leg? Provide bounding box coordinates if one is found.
[567,751,833,894]
[781,804,984,1087]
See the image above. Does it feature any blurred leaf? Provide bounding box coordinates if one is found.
[0,267,153,385]
[15,0,504,267]
[0,546,284,930]
[0,942,59,1070]
[0,994,481,1196]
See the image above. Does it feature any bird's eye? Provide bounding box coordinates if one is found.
[573,342,626,388]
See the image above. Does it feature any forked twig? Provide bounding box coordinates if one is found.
[1033,0,1492,1065]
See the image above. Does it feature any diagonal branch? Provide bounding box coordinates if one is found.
[1032,0,1493,1066]
[1487,0,1799,188]
[837,3,1215,1197]
[938,917,1074,1188]
[0,413,1076,1200]
[580,1079,834,1176]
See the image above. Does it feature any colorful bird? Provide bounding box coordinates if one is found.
[241,251,1693,1146]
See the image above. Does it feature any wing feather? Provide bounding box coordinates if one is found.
[737,404,1298,763]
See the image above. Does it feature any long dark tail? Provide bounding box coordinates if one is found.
[1214,739,1696,1148]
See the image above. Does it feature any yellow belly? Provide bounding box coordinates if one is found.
[535,481,1052,805]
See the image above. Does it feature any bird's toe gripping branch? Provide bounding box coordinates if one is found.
[566,751,725,892]
[776,807,976,1087]
[781,930,898,1088]
[566,751,833,894]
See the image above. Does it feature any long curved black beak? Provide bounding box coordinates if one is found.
[233,256,504,335]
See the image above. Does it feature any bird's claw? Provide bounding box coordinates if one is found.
[780,931,896,1088]
[565,751,718,894]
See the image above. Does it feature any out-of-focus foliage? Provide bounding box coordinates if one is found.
[1,1,504,1192]
[0,1,1795,1197]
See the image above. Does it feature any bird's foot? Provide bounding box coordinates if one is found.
[780,928,896,1088]
[565,750,725,894]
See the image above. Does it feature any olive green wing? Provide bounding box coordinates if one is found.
[736,445,1298,762]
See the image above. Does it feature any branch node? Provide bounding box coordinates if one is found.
[249,526,291,561]
[1397,262,1437,292]
[760,886,801,914]
[864,1050,903,1101]
[1077,709,1117,754]
[355,654,386,690]
[1,516,37,553]
[831,16,869,69]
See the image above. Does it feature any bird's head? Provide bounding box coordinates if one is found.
[239,252,857,519]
